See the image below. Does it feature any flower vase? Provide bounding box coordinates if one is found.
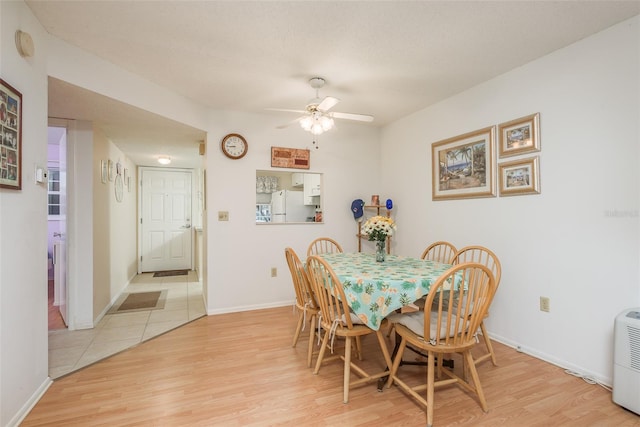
[375,240,386,262]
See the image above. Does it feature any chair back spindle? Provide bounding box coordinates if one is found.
[307,237,344,257]
[420,241,457,264]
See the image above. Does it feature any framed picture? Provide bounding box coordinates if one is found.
[432,126,496,200]
[498,113,540,158]
[0,79,22,190]
[108,159,114,181]
[271,146,310,169]
[100,160,108,184]
[499,156,540,196]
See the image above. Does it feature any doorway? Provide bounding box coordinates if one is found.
[47,125,68,330]
[139,167,194,273]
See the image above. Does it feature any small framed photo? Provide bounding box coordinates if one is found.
[100,160,108,184]
[499,156,540,196]
[108,159,114,181]
[498,113,540,158]
[432,126,496,200]
[0,79,22,190]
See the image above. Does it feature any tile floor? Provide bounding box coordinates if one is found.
[48,270,206,379]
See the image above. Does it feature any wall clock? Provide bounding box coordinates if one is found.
[221,133,248,159]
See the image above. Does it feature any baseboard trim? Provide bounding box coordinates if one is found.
[7,377,52,427]
[207,300,293,316]
[488,332,612,388]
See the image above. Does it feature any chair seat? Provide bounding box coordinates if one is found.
[387,310,467,341]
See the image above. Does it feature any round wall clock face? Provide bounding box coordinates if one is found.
[115,175,124,202]
[221,133,248,159]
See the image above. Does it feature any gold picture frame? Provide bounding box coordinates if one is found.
[499,156,540,196]
[432,126,496,200]
[498,113,540,158]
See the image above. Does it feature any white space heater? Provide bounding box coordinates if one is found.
[613,308,640,415]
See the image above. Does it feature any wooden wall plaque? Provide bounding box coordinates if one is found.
[270,146,310,169]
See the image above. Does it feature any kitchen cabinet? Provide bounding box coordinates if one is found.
[303,173,321,205]
[304,173,321,195]
[291,173,304,187]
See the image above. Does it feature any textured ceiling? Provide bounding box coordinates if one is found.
[28,1,640,167]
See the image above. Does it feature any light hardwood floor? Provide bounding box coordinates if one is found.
[23,306,640,426]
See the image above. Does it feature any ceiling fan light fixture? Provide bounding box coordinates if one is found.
[311,123,324,135]
[272,76,372,136]
[300,115,313,131]
[300,111,334,135]
[157,156,171,165]
[321,116,334,131]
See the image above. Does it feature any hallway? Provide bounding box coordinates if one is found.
[48,270,205,379]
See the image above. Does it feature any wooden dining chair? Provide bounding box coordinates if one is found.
[306,237,343,257]
[420,241,457,264]
[385,262,496,427]
[285,247,320,368]
[405,240,457,315]
[306,255,393,404]
[451,245,502,367]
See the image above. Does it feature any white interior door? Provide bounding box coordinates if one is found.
[51,125,68,325]
[53,239,67,325]
[140,168,192,272]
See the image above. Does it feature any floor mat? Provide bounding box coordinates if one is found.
[153,270,189,278]
[108,290,168,314]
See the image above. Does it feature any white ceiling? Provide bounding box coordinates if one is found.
[28,1,640,167]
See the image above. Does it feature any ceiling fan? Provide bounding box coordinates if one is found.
[268,77,374,136]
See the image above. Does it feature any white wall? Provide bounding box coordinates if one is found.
[107,143,137,300]
[61,119,97,330]
[380,16,640,384]
[0,2,51,425]
[204,109,381,313]
[93,128,138,322]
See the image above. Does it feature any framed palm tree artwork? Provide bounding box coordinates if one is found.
[431,126,496,200]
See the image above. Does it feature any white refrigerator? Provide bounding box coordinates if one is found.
[271,190,314,223]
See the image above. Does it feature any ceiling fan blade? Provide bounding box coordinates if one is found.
[266,108,306,114]
[317,96,340,112]
[331,111,374,122]
[276,116,304,129]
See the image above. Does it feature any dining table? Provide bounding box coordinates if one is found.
[317,252,454,331]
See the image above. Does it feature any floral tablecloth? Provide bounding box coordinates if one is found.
[318,252,452,330]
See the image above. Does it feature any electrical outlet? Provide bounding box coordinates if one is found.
[540,296,550,312]
[271,267,277,277]
[218,211,229,221]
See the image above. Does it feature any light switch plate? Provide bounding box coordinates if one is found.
[218,211,229,221]
[34,166,47,183]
